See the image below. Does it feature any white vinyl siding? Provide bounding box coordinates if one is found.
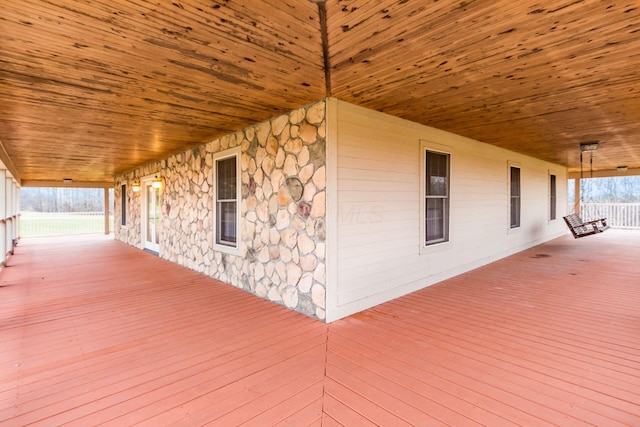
[327,100,568,322]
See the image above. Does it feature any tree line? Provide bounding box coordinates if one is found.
[571,176,640,203]
[19,176,639,213]
[20,187,111,213]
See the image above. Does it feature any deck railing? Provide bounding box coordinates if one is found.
[576,203,640,229]
[19,212,114,237]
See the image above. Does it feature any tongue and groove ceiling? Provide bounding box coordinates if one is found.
[0,0,639,184]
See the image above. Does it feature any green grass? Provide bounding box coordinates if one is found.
[19,212,114,237]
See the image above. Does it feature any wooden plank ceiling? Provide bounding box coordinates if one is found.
[1,0,639,184]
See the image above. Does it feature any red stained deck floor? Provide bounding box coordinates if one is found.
[1,231,639,426]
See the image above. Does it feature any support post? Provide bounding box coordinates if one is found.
[104,187,110,234]
[15,182,20,240]
[5,177,13,255]
[574,178,581,215]
[0,171,6,266]
[12,180,19,244]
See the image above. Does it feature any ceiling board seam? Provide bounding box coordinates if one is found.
[316,1,332,97]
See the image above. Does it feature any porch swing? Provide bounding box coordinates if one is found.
[563,142,609,238]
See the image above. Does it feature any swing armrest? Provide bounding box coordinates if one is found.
[585,218,608,230]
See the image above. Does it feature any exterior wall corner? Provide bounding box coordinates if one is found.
[114,99,330,320]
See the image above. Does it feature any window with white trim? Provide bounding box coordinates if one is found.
[424,149,450,246]
[121,184,127,227]
[510,166,521,228]
[214,148,240,251]
[549,173,557,220]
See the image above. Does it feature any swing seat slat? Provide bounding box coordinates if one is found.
[563,213,609,238]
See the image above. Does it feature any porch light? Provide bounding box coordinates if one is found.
[580,141,599,152]
[152,176,163,189]
[132,181,141,192]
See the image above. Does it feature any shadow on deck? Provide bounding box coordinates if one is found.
[1,231,639,425]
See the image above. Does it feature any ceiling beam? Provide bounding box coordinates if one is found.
[313,0,332,97]
[567,168,640,180]
[21,180,114,189]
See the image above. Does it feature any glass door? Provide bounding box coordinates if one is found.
[143,180,161,253]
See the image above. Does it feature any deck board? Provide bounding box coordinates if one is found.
[1,231,640,426]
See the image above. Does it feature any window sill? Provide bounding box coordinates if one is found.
[213,243,241,257]
[419,240,451,255]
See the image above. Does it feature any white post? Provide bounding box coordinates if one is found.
[5,177,13,255]
[574,178,581,215]
[12,180,18,243]
[104,187,110,235]
[0,171,6,266]
[15,181,20,240]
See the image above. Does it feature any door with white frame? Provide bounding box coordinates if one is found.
[141,175,162,253]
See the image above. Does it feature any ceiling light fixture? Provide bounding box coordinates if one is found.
[580,141,599,152]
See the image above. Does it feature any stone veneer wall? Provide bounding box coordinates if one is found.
[114,100,328,320]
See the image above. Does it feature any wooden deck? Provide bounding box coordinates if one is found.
[1,231,639,426]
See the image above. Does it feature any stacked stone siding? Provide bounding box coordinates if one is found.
[114,100,327,320]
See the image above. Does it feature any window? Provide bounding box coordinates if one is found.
[549,174,557,220]
[510,166,521,228]
[424,149,450,245]
[121,184,127,226]
[214,149,240,251]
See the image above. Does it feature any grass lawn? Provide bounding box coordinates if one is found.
[19,212,114,237]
